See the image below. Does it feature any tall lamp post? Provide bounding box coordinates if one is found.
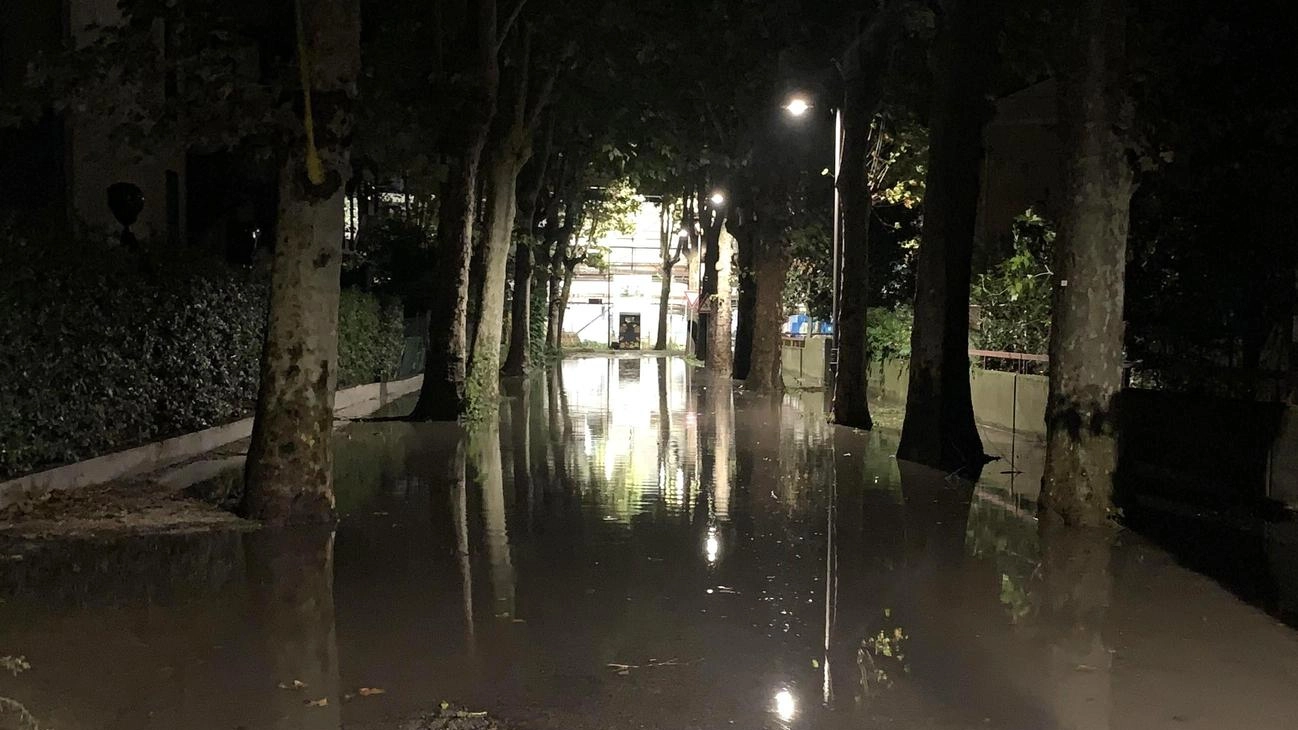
[784,96,843,388]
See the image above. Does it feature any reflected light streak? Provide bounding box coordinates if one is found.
[774,688,797,722]
[705,526,720,564]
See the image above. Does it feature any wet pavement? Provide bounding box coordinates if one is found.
[4,354,1298,730]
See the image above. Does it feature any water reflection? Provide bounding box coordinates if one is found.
[4,354,1298,730]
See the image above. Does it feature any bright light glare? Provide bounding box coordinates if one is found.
[705,527,720,564]
[677,227,691,238]
[784,97,811,116]
[710,192,726,206]
[774,689,797,722]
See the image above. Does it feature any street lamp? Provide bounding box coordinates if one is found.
[783,93,843,388]
[709,191,726,206]
[783,96,811,117]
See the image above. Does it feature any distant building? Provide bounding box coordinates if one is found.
[2,0,186,242]
[563,200,691,350]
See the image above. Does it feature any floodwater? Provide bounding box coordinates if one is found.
[4,354,1298,730]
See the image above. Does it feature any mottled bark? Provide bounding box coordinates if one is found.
[1039,0,1133,527]
[896,0,1001,470]
[242,0,359,524]
[733,225,757,380]
[412,0,499,420]
[467,149,524,417]
[745,240,791,393]
[707,226,735,376]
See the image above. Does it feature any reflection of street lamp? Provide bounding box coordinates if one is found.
[774,688,797,722]
[705,525,720,564]
[783,93,842,386]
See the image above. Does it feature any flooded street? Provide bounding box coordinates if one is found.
[4,354,1298,730]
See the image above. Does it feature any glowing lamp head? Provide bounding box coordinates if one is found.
[709,192,726,206]
[784,97,811,117]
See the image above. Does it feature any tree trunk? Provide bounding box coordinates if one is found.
[1039,0,1133,527]
[655,202,681,351]
[546,254,564,349]
[733,225,757,380]
[896,0,1001,470]
[467,149,525,417]
[502,237,534,375]
[831,103,875,429]
[830,5,906,430]
[745,239,790,393]
[503,142,554,376]
[242,0,359,524]
[699,191,722,365]
[558,262,577,337]
[412,0,499,420]
[707,226,735,375]
[655,262,674,350]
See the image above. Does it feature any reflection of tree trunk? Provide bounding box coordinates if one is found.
[470,425,515,620]
[1039,0,1133,526]
[897,0,1002,470]
[507,379,534,528]
[447,437,477,651]
[711,375,733,519]
[243,0,360,523]
[897,460,975,568]
[245,528,342,729]
[1036,525,1114,730]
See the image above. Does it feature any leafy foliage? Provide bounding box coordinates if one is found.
[866,306,914,363]
[337,290,405,389]
[0,226,405,480]
[970,210,1054,356]
[782,220,832,320]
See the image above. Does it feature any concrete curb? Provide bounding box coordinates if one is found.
[0,375,423,510]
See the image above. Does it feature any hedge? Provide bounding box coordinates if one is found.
[0,233,406,481]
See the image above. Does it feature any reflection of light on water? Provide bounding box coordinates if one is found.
[774,688,796,722]
[705,526,720,564]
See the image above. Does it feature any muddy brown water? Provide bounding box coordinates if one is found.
[3,355,1298,730]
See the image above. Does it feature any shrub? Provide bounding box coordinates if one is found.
[0,226,406,480]
[337,289,404,388]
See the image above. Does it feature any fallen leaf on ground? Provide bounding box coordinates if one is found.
[358,687,386,696]
[277,679,307,690]
[305,698,329,707]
